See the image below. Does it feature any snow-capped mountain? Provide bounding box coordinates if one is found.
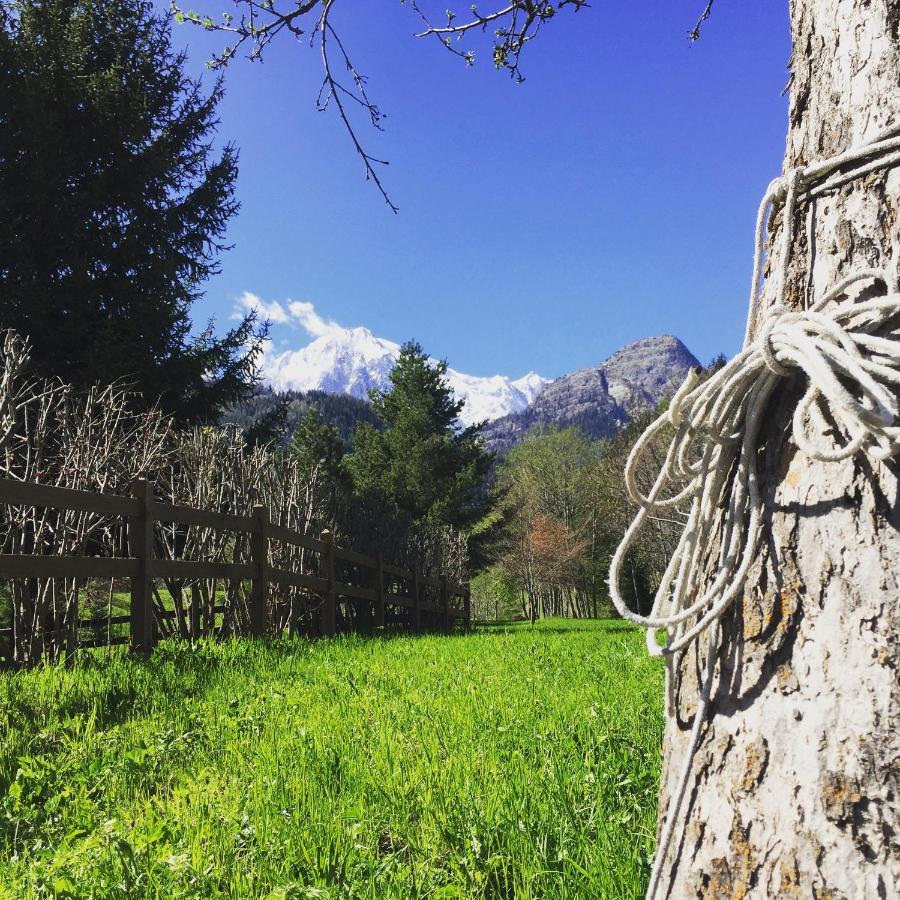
[240,295,697,439]
[262,326,547,427]
[264,327,399,400]
[445,369,547,424]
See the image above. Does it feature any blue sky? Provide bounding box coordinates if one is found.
[170,1,791,380]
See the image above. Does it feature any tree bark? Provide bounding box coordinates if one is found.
[655,3,900,896]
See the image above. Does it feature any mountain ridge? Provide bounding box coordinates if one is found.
[479,335,699,453]
[258,325,700,451]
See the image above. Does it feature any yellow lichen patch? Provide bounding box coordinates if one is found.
[709,731,735,775]
[821,771,862,826]
[778,848,804,897]
[777,662,800,694]
[812,887,844,900]
[740,737,770,793]
[742,582,802,643]
[701,813,760,900]
[684,816,705,858]
[741,589,772,641]
[783,452,807,489]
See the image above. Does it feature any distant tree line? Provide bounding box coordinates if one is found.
[470,358,727,623]
[469,418,681,622]
[223,386,381,449]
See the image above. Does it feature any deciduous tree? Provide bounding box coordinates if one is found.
[638,8,900,895]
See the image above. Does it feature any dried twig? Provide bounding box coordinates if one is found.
[168,0,590,210]
[688,0,715,44]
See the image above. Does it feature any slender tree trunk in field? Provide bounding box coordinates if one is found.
[655,4,900,896]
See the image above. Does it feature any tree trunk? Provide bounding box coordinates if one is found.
[655,3,900,896]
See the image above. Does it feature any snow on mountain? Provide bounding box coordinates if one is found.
[264,327,400,400]
[444,369,547,426]
[260,322,546,427]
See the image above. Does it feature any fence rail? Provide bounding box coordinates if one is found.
[0,476,470,663]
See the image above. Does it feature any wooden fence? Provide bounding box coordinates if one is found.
[0,476,470,662]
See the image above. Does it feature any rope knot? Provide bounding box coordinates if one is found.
[758,304,791,376]
[612,268,900,661]
[766,174,787,203]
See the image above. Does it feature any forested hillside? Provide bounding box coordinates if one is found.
[223,385,380,447]
[229,335,705,460]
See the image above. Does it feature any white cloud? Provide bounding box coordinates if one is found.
[233,291,291,325]
[233,293,349,340]
[286,300,346,339]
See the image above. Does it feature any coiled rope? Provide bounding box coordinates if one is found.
[607,125,900,900]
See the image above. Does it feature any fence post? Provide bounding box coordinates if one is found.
[440,573,450,633]
[251,505,269,637]
[413,568,421,633]
[190,584,201,641]
[320,530,336,636]
[65,581,80,667]
[375,552,385,629]
[129,479,155,654]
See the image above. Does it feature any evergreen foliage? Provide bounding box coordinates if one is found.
[0,0,264,423]
[242,395,291,448]
[348,341,491,529]
[289,408,346,487]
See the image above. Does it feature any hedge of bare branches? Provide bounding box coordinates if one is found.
[0,331,467,667]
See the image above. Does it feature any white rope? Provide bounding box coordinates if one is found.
[606,127,900,900]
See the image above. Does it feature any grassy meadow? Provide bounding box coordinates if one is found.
[0,620,664,899]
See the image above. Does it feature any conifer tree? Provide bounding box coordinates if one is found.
[290,409,346,486]
[348,341,491,529]
[0,0,264,423]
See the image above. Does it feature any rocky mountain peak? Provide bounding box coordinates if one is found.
[601,335,697,398]
[480,335,700,453]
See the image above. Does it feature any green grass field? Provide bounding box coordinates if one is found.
[0,619,664,899]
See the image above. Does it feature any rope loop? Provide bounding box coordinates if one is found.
[759,304,791,376]
[610,274,900,655]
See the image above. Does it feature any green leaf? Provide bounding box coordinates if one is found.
[53,877,77,896]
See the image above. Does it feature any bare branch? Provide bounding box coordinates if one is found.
[410,1,589,82]
[168,0,589,208]
[413,3,516,38]
[688,0,715,44]
[316,0,397,212]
